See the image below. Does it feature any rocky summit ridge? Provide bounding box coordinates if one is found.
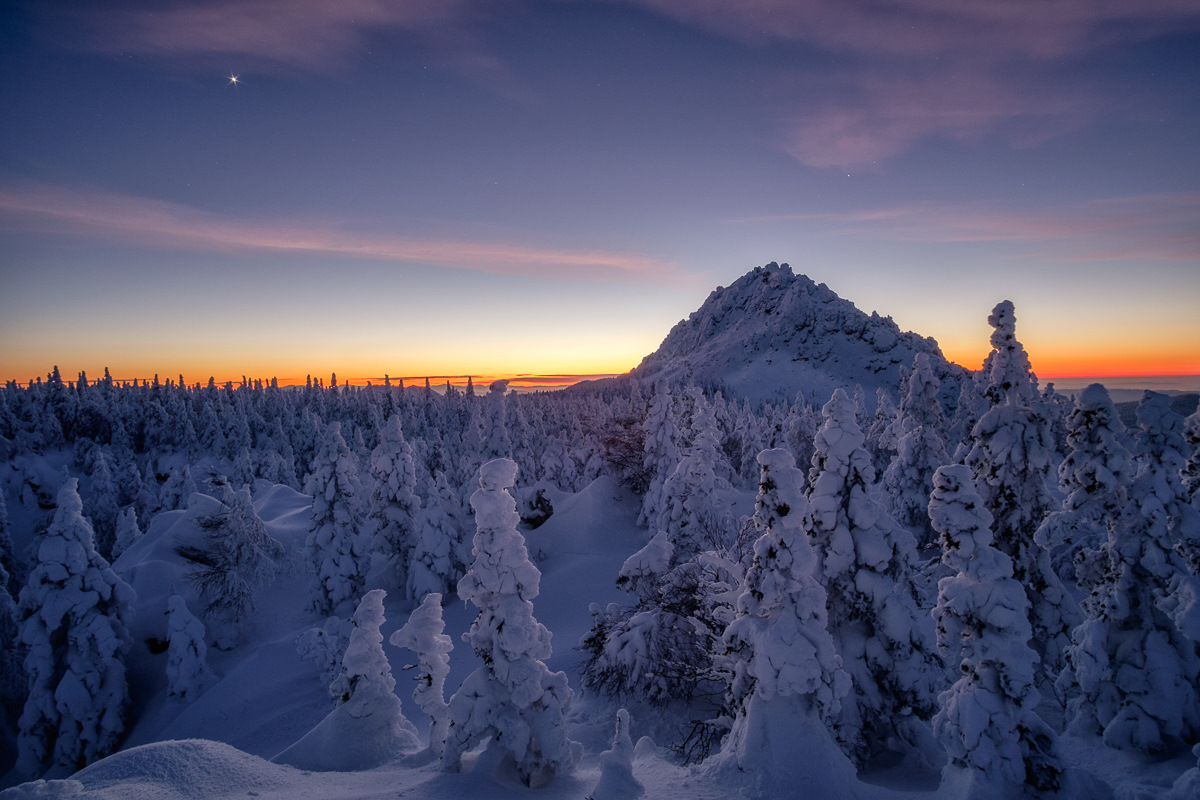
[631,262,967,407]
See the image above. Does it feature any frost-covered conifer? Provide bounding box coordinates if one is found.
[159,464,197,512]
[965,301,1075,677]
[442,459,580,786]
[276,589,419,771]
[1036,384,1133,589]
[883,353,949,549]
[0,487,17,594]
[390,592,453,756]
[1183,407,1200,508]
[16,478,135,778]
[1060,392,1200,753]
[305,421,369,616]
[86,447,120,556]
[165,592,216,702]
[365,415,420,595]
[483,380,512,460]
[0,558,21,729]
[929,465,1062,793]
[639,385,680,528]
[719,451,850,787]
[656,394,733,561]
[866,387,899,477]
[110,505,142,561]
[587,709,643,800]
[177,486,284,641]
[806,388,939,766]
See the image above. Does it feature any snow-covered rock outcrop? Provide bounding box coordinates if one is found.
[632,262,966,407]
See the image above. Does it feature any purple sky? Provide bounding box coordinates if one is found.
[2,1,1198,385]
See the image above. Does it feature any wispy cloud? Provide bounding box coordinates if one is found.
[731,193,1200,262]
[0,182,678,282]
[58,0,467,68]
[779,68,1096,168]
[623,0,1200,168]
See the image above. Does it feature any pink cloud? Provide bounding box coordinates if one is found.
[732,193,1200,262]
[0,181,678,282]
[620,0,1200,60]
[65,0,468,68]
[620,0,1200,168]
[780,68,1097,168]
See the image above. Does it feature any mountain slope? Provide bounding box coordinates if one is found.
[631,262,967,407]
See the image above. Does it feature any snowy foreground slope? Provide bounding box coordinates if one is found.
[3,474,1198,800]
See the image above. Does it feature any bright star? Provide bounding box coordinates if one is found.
[228,73,240,87]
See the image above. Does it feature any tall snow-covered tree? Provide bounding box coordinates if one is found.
[1060,392,1200,753]
[16,478,135,778]
[805,388,940,767]
[276,589,419,771]
[656,393,733,561]
[177,485,284,643]
[111,505,142,561]
[716,449,855,789]
[390,591,453,757]
[365,415,420,595]
[1182,406,1200,509]
[0,557,21,733]
[1036,383,1133,589]
[483,380,513,461]
[165,592,216,702]
[86,447,120,557]
[929,465,1062,794]
[965,300,1075,678]
[442,458,580,786]
[305,421,369,616]
[639,384,680,528]
[883,353,949,549]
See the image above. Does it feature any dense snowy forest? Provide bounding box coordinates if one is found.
[1,266,1199,799]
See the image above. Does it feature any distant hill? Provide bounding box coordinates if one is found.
[630,262,968,408]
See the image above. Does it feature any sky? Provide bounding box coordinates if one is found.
[2,0,1199,389]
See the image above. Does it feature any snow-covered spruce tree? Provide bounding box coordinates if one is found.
[305,421,370,616]
[442,458,580,787]
[866,387,899,478]
[165,591,216,702]
[390,591,453,757]
[639,384,681,528]
[86,446,120,557]
[365,415,420,595]
[16,478,135,778]
[0,557,21,731]
[276,589,419,771]
[805,388,940,767]
[964,300,1075,679]
[1183,406,1200,508]
[929,465,1062,794]
[0,486,18,594]
[1035,384,1133,590]
[883,353,950,550]
[656,393,734,562]
[1060,392,1200,753]
[715,448,856,790]
[414,469,471,597]
[588,709,644,800]
[110,505,142,561]
[176,485,284,643]
[483,379,513,461]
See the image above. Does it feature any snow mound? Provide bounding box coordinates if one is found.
[632,262,965,406]
[68,739,291,800]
